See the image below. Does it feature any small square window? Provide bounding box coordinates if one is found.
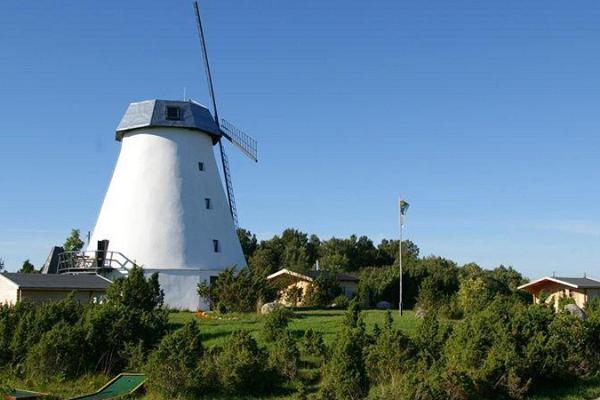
[213,240,220,253]
[166,106,181,120]
[205,198,212,209]
[198,162,204,171]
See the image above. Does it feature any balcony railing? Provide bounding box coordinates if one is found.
[57,251,136,274]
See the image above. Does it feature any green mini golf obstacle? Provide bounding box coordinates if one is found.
[69,373,146,400]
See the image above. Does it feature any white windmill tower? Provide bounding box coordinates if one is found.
[85,2,258,310]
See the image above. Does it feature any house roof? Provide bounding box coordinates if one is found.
[518,276,600,291]
[303,270,359,282]
[115,99,221,142]
[0,273,112,291]
[266,268,358,284]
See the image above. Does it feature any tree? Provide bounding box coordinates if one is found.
[63,229,84,253]
[19,259,36,274]
[0,258,4,272]
[237,228,258,260]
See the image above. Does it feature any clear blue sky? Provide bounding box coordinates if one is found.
[1,0,599,277]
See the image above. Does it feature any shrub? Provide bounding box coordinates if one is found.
[25,321,88,381]
[216,301,227,314]
[365,311,415,385]
[269,330,300,380]
[84,266,169,373]
[145,321,204,398]
[319,301,369,400]
[285,285,304,307]
[262,306,294,342]
[303,328,327,359]
[331,295,349,309]
[214,330,272,394]
[304,271,342,307]
[198,266,276,313]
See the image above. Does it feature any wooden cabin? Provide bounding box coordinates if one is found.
[518,276,600,310]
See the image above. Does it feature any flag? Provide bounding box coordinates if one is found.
[399,199,409,226]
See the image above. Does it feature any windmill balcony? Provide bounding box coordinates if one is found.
[57,250,136,274]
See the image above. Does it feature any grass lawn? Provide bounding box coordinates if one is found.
[169,308,420,346]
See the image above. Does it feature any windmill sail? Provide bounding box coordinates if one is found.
[193,1,237,221]
[221,119,258,162]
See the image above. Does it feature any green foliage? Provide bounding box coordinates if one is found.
[86,266,169,373]
[19,259,36,273]
[145,321,204,398]
[262,305,293,342]
[303,328,327,359]
[319,301,369,400]
[304,270,342,307]
[285,285,304,307]
[63,229,84,253]
[213,330,273,394]
[198,266,276,313]
[25,321,88,382]
[365,311,414,385]
[237,228,258,260]
[216,301,227,314]
[332,295,350,309]
[269,329,301,379]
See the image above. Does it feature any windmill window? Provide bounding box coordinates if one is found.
[166,106,181,120]
[205,198,212,209]
[198,162,204,171]
[213,240,220,253]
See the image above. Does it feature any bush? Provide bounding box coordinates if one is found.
[214,330,273,394]
[303,328,327,359]
[285,285,304,307]
[319,301,369,400]
[262,306,294,342]
[269,330,300,380]
[331,295,349,309]
[25,321,88,381]
[365,311,415,385]
[216,301,227,314]
[197,266,276,313]
[145,321,204,399]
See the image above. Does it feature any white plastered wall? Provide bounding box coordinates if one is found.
[88,127,246,310]
[0,275,19,305]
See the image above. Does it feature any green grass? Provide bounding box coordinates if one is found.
[170,308,420,347]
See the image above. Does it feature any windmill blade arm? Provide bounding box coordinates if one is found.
[221,119,258,162]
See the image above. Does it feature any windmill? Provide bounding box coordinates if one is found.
[193,1,258,226]
[81,2,259,310]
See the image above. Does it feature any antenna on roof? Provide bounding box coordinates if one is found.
[183,87,187,101]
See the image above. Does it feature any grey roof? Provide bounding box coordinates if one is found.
[304,270,359,282]
[115,99,221,142]
[553,277,600,289]
[1,273,111,291]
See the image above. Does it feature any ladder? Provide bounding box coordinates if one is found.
[219,141,238,227]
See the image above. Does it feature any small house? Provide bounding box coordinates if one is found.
[518,276,600,310]
[267,268,358,306]
[0,273,111,305]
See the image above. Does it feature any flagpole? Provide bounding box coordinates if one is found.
[399,201,403,316]
[398,198,409,317]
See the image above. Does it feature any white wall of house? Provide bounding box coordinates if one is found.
[0,275,19,305]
